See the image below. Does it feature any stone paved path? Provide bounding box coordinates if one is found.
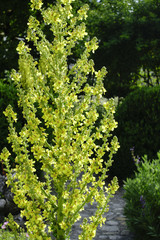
[70,187,134,240]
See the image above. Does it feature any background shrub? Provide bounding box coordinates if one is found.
[109,86,160,182]
[123,152,160,240]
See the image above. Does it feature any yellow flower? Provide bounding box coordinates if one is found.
[1,0,120,239]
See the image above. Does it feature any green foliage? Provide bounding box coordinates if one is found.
[0,0,56,79]
[0,215,28,240]
[0,0,119,239]
[2,0,160,96]
[123,152,160,240]
[86,0,160,97]
[110,86,160,182]
[129,0,160,87]
[0,230,28,240]
[0,0,29,78]
[0,214,29,239]
[87,0,135,97]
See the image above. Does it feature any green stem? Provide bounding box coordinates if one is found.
[57,181,65,240]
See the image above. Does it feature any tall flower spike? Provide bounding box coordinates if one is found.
[0,0,119,239]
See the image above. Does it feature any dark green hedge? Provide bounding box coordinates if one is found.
[109,86,160,182]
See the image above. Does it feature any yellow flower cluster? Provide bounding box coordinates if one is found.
[0,0,120,239]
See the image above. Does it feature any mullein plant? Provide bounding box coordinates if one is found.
[0,0,119,239]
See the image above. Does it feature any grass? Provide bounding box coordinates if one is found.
[0,229,29,240]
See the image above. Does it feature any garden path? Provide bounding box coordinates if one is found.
[70,187,135,240]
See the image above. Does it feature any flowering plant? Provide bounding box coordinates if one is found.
[0,214,28,240]
[1,221,9,230]
[0,0,119,239]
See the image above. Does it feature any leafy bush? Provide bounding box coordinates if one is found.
[123,152,160,240]
[110,86,160,182]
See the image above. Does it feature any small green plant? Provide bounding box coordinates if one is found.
[123,151,160,240]
[0,216,29,240]
[0,229,26,240]
[0,0,119,239]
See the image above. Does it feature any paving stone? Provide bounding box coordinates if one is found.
[102,225,120,232]
[107,220,119,226]
[121,230,131,236]
[108,236,123,240]
[0,199,6,209]
[116,216,126,221]
[120,221,127,226]
[70,187,134,240]
[98,235,110,239]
